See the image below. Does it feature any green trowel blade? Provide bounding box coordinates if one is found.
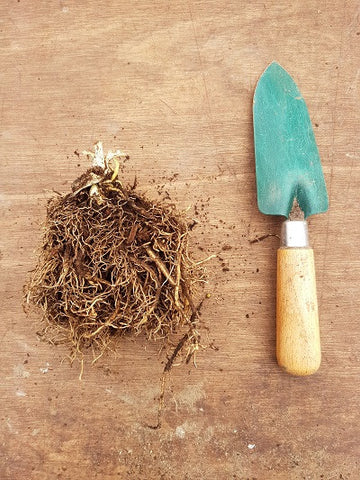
[253,62,328,218]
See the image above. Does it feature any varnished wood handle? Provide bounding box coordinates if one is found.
[276,247,321,375]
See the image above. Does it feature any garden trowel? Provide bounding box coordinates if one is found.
[253,62,328,376]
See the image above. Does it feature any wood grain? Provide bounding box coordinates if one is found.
[1,1,360,479]
[277,248,321,376]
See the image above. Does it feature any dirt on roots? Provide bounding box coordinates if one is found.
[25,150,207,381]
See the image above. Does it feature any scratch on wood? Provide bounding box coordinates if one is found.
[187,3,239,182]
[159,98,178,115]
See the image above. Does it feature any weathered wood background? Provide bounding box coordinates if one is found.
[1,1,359,478]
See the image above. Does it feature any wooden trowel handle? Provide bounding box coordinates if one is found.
[276,222,321,376]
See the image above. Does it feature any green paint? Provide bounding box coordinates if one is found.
[253,62,328,218]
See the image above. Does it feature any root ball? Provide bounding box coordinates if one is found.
[26,147,205,369]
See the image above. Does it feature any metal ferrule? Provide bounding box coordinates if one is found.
[280,220,309,248]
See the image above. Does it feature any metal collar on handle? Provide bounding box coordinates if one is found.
[281,220,309,248]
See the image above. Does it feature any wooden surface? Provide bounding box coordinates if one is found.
[1,1,359,478]
[277,248,321,376]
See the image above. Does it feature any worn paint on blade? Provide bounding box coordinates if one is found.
[253,62,328,218]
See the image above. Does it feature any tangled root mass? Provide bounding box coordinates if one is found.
[26,159,204,368]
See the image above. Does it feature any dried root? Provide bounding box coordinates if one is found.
[25,146,205,375]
